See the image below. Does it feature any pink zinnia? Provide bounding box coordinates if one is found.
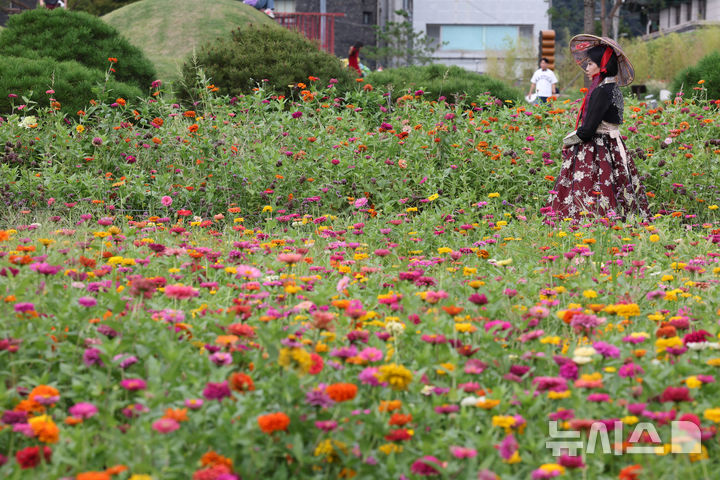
[277,253,303,265]
[164,284,199,300]
[152,418,180,433]
[120,378,147,391]
[14,302,35,313]
[495,434,518,460]
[68,402,98,419]
[358,367,382,386]
[203,381,231,401]
[314,420,338,431]
[411,456,445,476]
[185,398,204,410]
[449,446,477,459]
[161,196,173,207]
[359,347,383,362]
[469,293,488,305]
[78,296,97,307]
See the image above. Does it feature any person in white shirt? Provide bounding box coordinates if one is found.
[528,58,558,104]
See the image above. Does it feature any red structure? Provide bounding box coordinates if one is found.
[275,12,344,55]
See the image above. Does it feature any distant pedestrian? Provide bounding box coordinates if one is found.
[348,42,363,77]
[244,0,275,19]
[40,0,66,9]
[528,58,558,104]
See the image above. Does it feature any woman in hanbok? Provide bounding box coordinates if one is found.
[545,35,649,222]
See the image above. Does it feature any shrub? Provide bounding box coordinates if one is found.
[0,8,156,89]
[671,50,720,100]
[365,64,522,105]
[178,24,356,103]
[0,55,143,115]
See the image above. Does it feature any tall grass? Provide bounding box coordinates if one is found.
[548,26,720,95]
[624,27,720,84]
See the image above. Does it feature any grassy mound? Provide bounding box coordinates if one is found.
[102,0,276,82]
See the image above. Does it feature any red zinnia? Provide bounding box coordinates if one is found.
[309,353,324,375]
[660,386,692,403]
[384,428,413,442]
[16,446,52,469]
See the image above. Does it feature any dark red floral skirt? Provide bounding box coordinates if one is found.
[544,134,650,221]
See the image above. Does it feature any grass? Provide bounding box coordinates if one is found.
[102,0,277,82]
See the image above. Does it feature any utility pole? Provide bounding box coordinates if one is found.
[320,0,327,53]
[583,0,594,87]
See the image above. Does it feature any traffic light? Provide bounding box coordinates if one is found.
[539,30,556,70]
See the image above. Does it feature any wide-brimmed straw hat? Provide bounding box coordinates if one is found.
[569,34,634,86]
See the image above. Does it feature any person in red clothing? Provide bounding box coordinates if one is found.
[348,42,363,76]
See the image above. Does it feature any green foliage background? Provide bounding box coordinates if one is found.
[0,55,142,115]
[178,24,356,103]
[671,50,720,99]
[0,8,156,89]
[366,64,522,105]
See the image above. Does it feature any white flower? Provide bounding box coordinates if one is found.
[572,356,592,365]
[385,320,405,336]
[19,116,37,128]
[573,347,596,357]
[461,396,485,407]
[421,385,435,396]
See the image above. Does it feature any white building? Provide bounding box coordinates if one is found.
[657,0,720,33]
[412,0,550,73]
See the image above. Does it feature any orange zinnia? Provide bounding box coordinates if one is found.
[257,412,290,434]
[28,415,60,443]
[14,399,45,414]
[378,400,402,412]
[618,464,642,480]
[104,465,128,475]
[326,383,358,402]
[388,413,412,426]
[201,450,234,470]
[76,472,111,480]
[163,408,189,422]
[29,385,59,404]
[441,305,463,316]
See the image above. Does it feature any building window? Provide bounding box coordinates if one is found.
[699,0,706,20]
[436,25,519,51]
[686,2,692,21]
[275,0,295,13]
[363,11,372,25]
[675,6,681,25]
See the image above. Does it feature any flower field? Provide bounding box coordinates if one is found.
[1,76,720,479]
